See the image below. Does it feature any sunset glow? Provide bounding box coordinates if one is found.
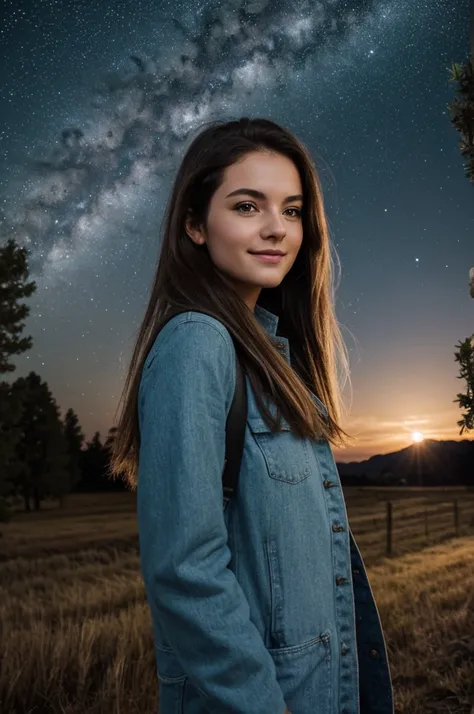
[411,432,424,443]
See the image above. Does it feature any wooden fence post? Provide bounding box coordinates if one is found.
[386,501,392,557]
[454,500,460,538]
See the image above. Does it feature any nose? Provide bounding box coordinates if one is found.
[262,214,286,240]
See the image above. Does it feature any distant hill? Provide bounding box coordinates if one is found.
[335,439,474,486]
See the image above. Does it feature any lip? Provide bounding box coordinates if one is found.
[249,251,286,263]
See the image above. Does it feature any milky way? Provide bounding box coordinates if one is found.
[2,0,394,284]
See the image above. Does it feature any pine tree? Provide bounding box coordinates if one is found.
[0,239,37,520]
[448,37,474,434]
[78,431,110,491]
[447,59,474,184]
[62,408,85,505]
[454,337,474,434]
[10,372,70,511]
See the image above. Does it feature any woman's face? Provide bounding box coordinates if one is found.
[185,150,304,312]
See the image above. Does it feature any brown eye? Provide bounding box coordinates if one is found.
[234,202,256,213]
[234,203,302,218]
[286,208,302,218]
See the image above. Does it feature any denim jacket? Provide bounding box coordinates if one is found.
[137,304,394,714]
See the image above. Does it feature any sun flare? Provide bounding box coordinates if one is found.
[411,431,424,443]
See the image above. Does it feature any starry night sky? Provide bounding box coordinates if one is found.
[1,0,473,462]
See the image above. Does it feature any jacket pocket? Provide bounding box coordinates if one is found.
[268,631,333,714]
[155,644,187,714]
[247,416,311,484]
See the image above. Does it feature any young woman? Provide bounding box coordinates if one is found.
[110,117,394,714]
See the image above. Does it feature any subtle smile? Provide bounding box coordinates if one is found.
[248,251,286,263]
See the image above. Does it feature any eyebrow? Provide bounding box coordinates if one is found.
[225,188,304,204]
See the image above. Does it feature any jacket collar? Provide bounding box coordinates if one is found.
[254,303,279,337]
[253,303,327,418]
[254,303,291,364]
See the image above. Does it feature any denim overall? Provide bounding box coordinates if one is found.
[137,305,394,714]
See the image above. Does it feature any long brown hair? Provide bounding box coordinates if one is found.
[109,117,354,489]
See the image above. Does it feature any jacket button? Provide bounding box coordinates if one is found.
[332,524,345,532]
[369,648,379,659]
[341,643,349,656]
[336,576,346,585]
[352,568,360,575]
[323,479,333,488]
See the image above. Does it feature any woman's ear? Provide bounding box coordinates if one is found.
[185,209,206,246]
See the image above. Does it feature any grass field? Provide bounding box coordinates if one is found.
[1,488,474,714]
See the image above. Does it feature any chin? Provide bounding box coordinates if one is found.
[257,275,286,289]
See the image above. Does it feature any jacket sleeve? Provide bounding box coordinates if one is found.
[137,316,287,714]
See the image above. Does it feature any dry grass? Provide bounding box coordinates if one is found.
[1,488,474,713]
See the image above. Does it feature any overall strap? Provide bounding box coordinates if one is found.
[222,346,247,508]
